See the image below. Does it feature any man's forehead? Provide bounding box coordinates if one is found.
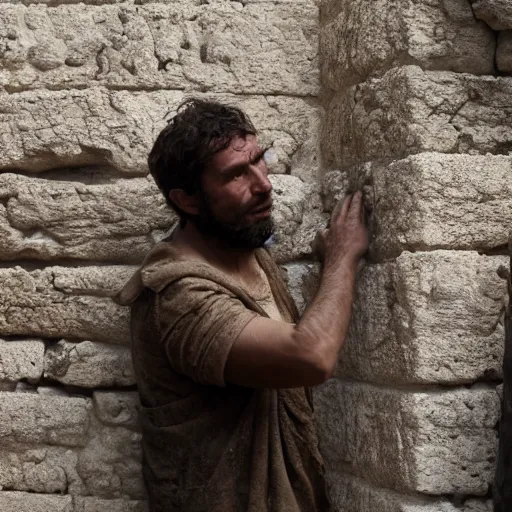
[210,134,260,168]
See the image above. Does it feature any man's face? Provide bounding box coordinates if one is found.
[193,134,274,249]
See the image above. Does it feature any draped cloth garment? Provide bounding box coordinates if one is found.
[115,241,329,512]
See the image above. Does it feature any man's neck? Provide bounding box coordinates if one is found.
[171,222,259,279]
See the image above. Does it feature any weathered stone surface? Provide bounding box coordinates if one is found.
[0,265,132,344]
[323,65,512,169]
[497,31,512,73]
[0,492,72,512]
[0,174,174,263]
[282,261,320,314]
[268,175,327,263]
[325,473,492,512]
[0,392,92,446]
[321,0,494,91]
[77,415,143,498]
[0,338,44,388]
[45,341,135,388]
[93,391,140,429]
[332,153,512,259]
[472,0,512,30]
[315,380,500,495]
[0,447,81,494]
[338,251,507,385]
[0,2,318,95]
[73,497,148,512]
[0,88,319,177]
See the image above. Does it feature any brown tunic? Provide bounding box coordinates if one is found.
[115,241,329,512]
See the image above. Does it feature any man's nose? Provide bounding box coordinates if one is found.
[250,167,272,195]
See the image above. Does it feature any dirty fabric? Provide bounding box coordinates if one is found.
[115,240,329,512]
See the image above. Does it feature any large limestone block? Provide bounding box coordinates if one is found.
[315,380,500,495]
[0,447,82,494]
[45,340,135,388]
[326,473,492,512]
[0,392,92,446]
[268,175,327,263]
[339,251,507,385]
[497,31,512,73]
[282,261,320,314]
[472,0,512,30]
[323,65,512,169]
[335,153,512,259]
[0,2,317,95]
[321,0,494,91]
[0,174,174,263]
[0,265,132,343]
[0,338,44,389]
[0,88,319,178]
[93,391,140,429]
[0,492,72,512]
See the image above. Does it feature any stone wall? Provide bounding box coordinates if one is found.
[0,1,324,510]
[0,0,510,511]
[315,0,512,510]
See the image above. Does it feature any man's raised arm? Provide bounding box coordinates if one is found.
[224,191,369,388]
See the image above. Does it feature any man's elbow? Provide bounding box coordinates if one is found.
[292,332,337,386]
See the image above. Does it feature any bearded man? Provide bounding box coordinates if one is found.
[115,99,368,512]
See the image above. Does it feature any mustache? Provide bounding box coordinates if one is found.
[245,194,273,214]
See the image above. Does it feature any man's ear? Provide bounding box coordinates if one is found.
[169,189,200,216]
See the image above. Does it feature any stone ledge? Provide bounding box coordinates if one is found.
[324,153,512,259]
[0,2,318,95]
[321,0,494,91]
[322,65,512,169]
[338,251,507,385]
[0,88,319,178]
[315,380,500,495]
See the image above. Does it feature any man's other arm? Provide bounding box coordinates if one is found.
[224,191,368,389]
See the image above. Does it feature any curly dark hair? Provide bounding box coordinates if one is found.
[148,98,257,222]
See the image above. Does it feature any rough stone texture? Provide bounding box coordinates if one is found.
[315,380,500,495]
[0,338,44,389]
[282,261,320,314]
[0,492,148,512]
[0,393,92,447]
[323,65,512,169]
[0,88,319,177]
[321,0,494,91]
[0,174,175,263]
[337,251,507,385]
[0,265,133,344]
[45,341,135,388]
[329,153,512,259]
[0,391,143,499]
[0,492,73,512]
[472,0,512,30]
[497,31,512,73]
[0,2,318,95]
[268,175,327,263]
[93,391,140,429]
[326,473,492,512]
[73,497,147,512]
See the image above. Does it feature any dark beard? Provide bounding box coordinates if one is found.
[192,196,273,250]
